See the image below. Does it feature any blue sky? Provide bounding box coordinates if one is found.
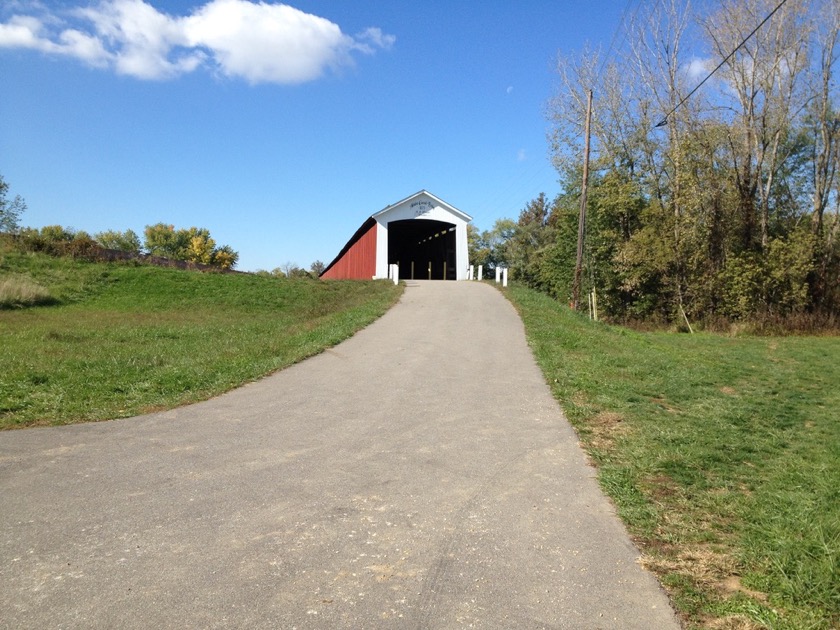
[2,0,632,271]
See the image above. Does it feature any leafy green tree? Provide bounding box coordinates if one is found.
[95,229,142,253]
[517,192,550,228]
[504,193,556,286]
[279,261,308,277]
[287,265,309,278]
[144,224,186,258]
[530,193,579,301]
[538,0,840,324]
[0,174,27,234]
[467,224,486,267]
[38,225,74,242]
[184,228,216,264]
[469,219,517,274]
[719,231,816,318]
[143,223,239,269]
[212,245,239,270]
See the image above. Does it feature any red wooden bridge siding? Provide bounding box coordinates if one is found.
[320,218,377,280]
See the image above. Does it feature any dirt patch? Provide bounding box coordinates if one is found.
[570,391,591,407]
[704,614,766,630]
[585,411,629,450]
[636,537,677,556]
[720,386,737,396]
[719,576,768,603]
[641,543,771,628]
[641,543,744,591]
[645,474,680,500]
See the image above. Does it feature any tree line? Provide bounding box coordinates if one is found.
[253,260,326,279]
[474,0,839,328]
[1,174,333,277]
[1,175,239,270]
[15,223,239,270]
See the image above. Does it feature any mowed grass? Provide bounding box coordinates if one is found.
[0,247,402,429]
[505,285,839,630]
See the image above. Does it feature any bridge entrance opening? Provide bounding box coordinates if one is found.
[387,219,457,280]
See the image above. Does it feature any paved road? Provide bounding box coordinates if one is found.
[0,281,680,629]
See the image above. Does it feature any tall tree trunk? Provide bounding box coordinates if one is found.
[811,0,840,236]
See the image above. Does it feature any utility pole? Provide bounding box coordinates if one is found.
[572,88,593,311]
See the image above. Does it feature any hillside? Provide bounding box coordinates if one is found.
[0,242,402,428]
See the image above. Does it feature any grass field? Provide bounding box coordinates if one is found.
[0,245,402,429]
[505,285,839,629]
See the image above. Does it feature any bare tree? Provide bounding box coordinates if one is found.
[704,0,811,249]
[628,0,702,317]
[547,47,601,179]
[809,0,840,235]
[629,0,698,204]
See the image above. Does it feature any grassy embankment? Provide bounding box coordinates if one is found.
[0,244,402,429]
[506,285,838,630]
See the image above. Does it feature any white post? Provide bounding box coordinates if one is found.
[468,264,474,280]
[502,267,508,287]
[390,264,399,285]
[478,265,483,281]
[495,267,501,283]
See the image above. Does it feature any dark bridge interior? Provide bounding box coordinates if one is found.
[387,219,456,280]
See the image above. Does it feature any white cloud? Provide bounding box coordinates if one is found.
[517,148,526,162]
[0,0,395,83]
[58,28,112,67]
[684,57,710,83]
[184,0,348,83]
[353,27,395,54]
[0,15,53,50]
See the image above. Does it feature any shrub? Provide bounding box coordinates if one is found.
[17,225,76,255]
[39,225,74,242]
[144,223,239,269]
[212,245,238,270]
[62,235,104,260]
[95,229,142,254]
[719,232,815,319]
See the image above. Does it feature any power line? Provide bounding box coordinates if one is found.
[480,161,558,227]
[483,0,645,226]
[655,0,791,127]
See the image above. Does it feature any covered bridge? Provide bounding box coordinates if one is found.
[320,190,472,281]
